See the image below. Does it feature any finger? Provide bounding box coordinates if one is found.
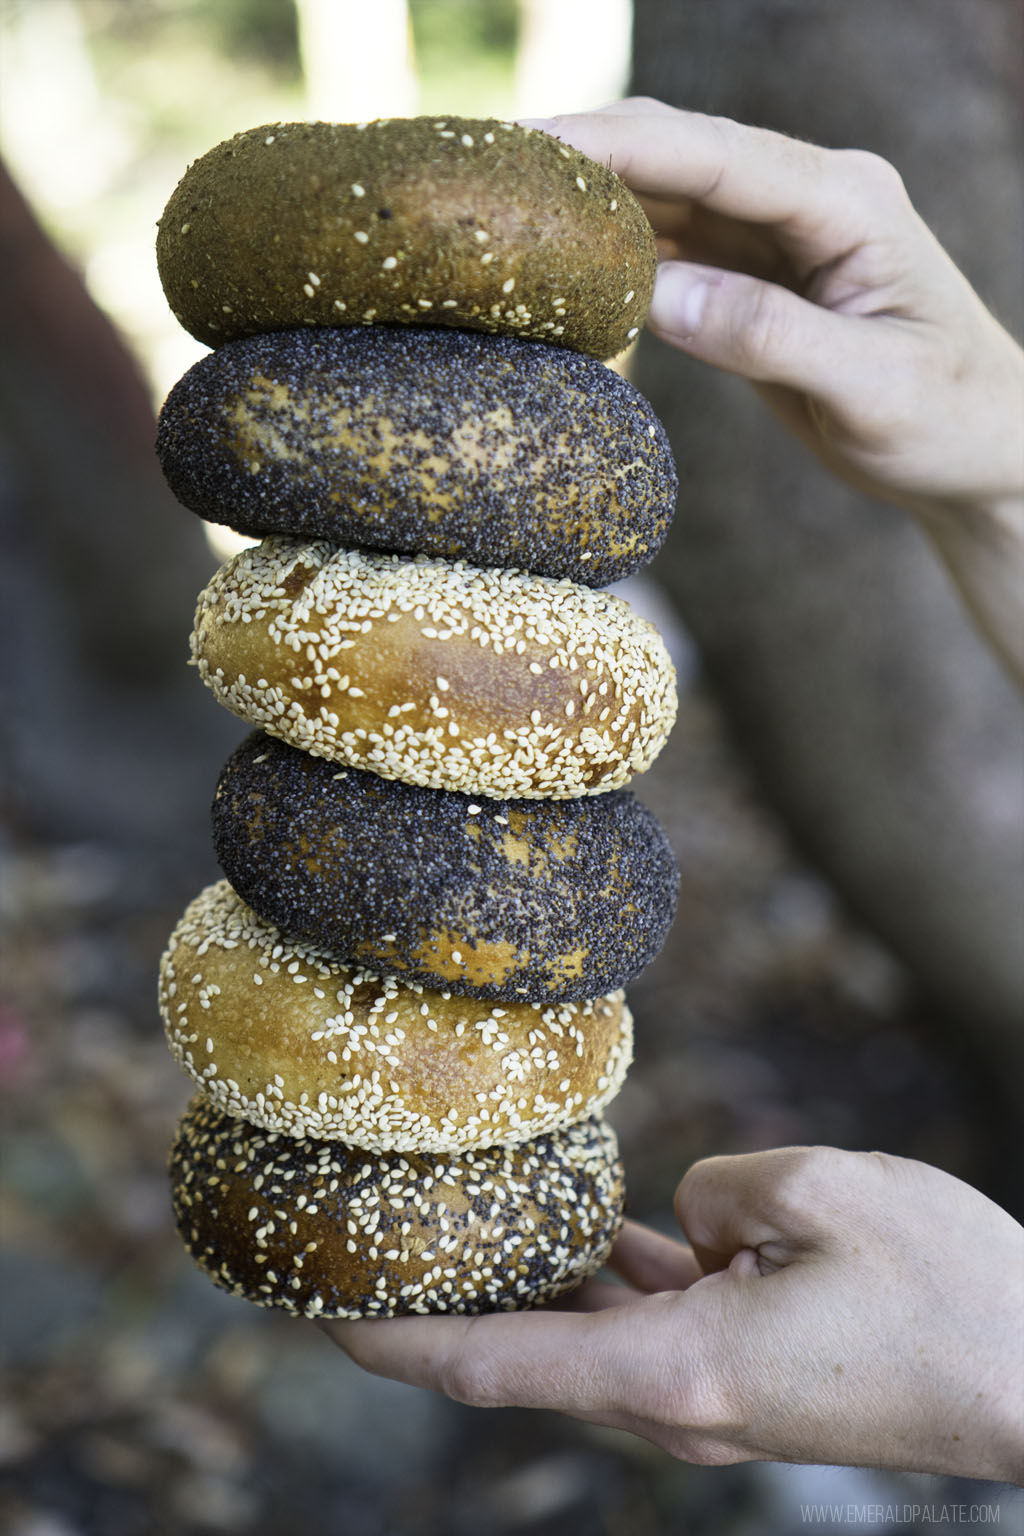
[525,102,857,238]
[558,1279,641,1313]
[676,1147,854,1273]
[647,260,892,401]
[322,1311,607,1409]
[320,1296,687,1417]
[606,1219,704,1293]
[320,1310,724,1457]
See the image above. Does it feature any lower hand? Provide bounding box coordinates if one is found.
[322,1146,1024,1483]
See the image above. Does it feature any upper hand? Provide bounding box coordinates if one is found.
[523,99,1024,527]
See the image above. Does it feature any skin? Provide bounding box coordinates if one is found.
[528,101,1024,688]
[322,103,1024,1480]
[323,1147,1024,1481]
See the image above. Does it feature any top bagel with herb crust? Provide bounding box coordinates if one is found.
[156,117,656,360]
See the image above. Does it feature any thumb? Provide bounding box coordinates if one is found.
[647,260,861,397]
[675,1148,852,1276]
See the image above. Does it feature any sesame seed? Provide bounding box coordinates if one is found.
[190,543,676,800]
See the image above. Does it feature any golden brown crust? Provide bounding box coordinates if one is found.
[156,118,656,360]
[191,538,677,798]
[159,882,633,1151]
[170,1096,625,1317]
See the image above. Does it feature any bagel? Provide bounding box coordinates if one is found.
[159,880,633,1152]
[156,118,655,360]
[170,1095,624,1317]
[191,538,677,798]
[156,326,676,587]
[212,732,678,1002]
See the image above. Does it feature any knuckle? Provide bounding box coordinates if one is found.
[835,147,909,208]
[659,1364,747,1461]
[636,1298,738,1433]
[669,1432,746,1466]
[767,1144,862,1219]
[734,280,791,371]
[437,1347,506,1409]
[436,1327,512,1406]
[674,1155,715,1220]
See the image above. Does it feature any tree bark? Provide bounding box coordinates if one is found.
[0,159,236,873]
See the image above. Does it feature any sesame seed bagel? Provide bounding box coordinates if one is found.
[170,1095,624,1317]
[159,881,633,1152]
[191,538,677,798]
[156,118,655,360]
[213,732,678,1003]
[156,327,677,587]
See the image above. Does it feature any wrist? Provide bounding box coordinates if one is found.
[909,490,1024,542]
[904,491,1024,690]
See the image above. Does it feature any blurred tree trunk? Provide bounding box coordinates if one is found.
[514,0,631,115]
[0,159,235,880]
[629,0,1024,1052]
[295,0,417,119]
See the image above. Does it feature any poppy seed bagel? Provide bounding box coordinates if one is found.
[156,118,655,360]
[212,732,678,1003]
[169,1096,625,1317]
[156,326,677,587]
[190,538,677,799]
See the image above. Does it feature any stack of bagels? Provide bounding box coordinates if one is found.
[153,117,679,1321]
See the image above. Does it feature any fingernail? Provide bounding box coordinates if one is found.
[516,118,557,133]
[651,265,711,341]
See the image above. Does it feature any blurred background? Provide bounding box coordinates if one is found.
[1,2,1021,1533]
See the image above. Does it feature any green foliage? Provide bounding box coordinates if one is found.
[79,0,301,81]
[409,0,520,117]
[410,0,519,73]
[202,0,300,74]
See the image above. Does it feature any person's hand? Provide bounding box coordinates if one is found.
[522,101,1024,684]
[321,1147,1024,1484]
[525,100,1023,519]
